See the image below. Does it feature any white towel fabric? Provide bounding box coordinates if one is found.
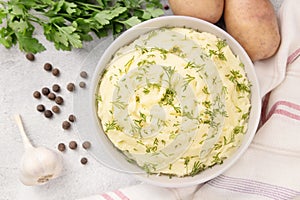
[78,0,300,199]
[78,184,200,200]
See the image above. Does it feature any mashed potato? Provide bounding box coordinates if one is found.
[97,27,251,177]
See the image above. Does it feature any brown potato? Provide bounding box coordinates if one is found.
[224,0,280,61]
[168,0,224,24]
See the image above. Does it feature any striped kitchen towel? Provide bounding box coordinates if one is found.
[194,50,300,199]
[78,184,199,200]
[193,0,300,198]
[78,0,300,199]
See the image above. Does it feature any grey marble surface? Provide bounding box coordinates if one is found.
[0,0,283,199]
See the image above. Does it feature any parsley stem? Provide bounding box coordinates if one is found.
[27,14,46,25]
[77,1,106,10]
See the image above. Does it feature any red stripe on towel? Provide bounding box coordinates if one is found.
[262,48,300,124]
[266,101,300,121]
[260,92,271,125]
[208,174,300,200]
[114,190,130,200]
[273,109,300,121]
[101,193,114,200]
[287,48,300,65]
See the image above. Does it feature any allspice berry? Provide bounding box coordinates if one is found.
[62,121,71,130]
[44,63,52,71]
[41,87,50,96]
[68,114,76,122]
[48,92,56,100]
[67,83,75,92]
[58,143,66,152]
[80,157,88,165]
[79,81,86,88]
[26,53,35,61]
[52,68,60,76]
[36,104,45,112]
[82,141,91,150]
[33,91,41,99]
[69,141,77,150]
[80,71,88,79]
[52,105,60,114]
[52,84,60,92]
[55,96,64,105]
[44,110,53,118]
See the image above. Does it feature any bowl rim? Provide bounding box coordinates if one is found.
[87,15,261,188]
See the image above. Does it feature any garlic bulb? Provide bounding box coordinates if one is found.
[14,114,63,186]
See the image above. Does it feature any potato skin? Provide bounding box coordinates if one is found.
[168,0,224,24]
[224,0,280,61]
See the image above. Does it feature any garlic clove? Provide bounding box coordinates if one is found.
[14,114,64,186]
[19,147,63,186]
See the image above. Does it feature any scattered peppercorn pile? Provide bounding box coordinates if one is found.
[57,140,91,165]
[27,53,90,165]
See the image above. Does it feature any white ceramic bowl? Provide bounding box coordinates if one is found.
[77,16,261,188]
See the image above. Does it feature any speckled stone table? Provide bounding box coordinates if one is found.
[0,0,283,199]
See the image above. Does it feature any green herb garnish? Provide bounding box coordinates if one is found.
[189,161,205,177]
[183,74,195,91]
[209,39,227,61]
[104,119,123,132]
[226,70,251,93]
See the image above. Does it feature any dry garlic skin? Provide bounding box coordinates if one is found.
[97,27,251,177]
[19,147,63,186]
[14,114,64,186]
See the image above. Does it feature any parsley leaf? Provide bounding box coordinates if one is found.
[117,16,141,29]
[0,0,164,53]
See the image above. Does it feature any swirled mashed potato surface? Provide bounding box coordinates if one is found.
[97,27,251,177]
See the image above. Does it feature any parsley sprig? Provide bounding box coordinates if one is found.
[0,0,164,53]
